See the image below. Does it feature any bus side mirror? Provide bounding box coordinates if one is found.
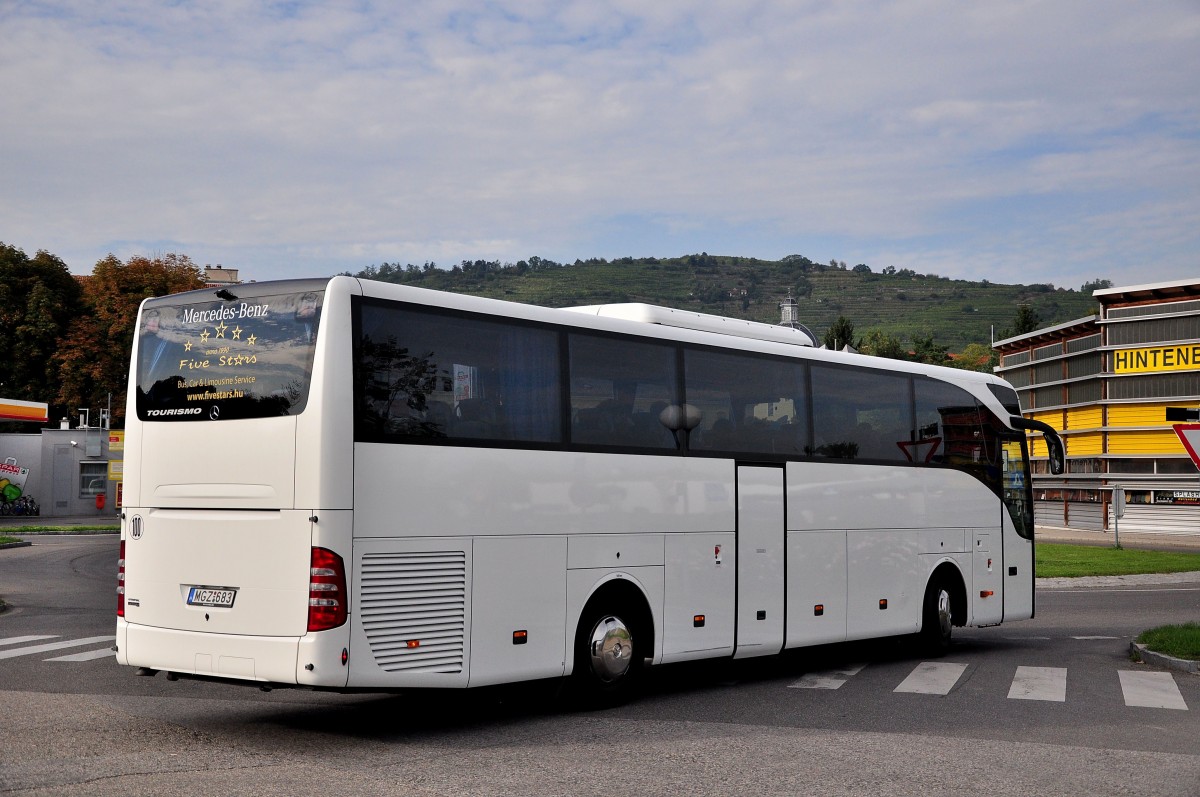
[1045,433,1065,475]
[1009,415,1065,475]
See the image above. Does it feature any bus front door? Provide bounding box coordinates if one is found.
[734,465,785,659]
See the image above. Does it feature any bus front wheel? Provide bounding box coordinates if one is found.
[920,578,953,655]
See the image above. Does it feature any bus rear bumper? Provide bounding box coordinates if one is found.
[117,619,303,685]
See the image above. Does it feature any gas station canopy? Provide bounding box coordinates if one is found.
[0,399,49,423]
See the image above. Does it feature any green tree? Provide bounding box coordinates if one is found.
[859,329,906,360]
[0,243,83,421]
[911,334,949,365]
[948,342,998,372]
[1080,278,1112,293]
[1013,304,1041,335]
[823,316,858,350]
[54,253,207,425]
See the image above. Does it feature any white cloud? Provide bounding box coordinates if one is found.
[1,0,1197,286]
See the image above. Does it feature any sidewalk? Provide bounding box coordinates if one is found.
[1035,525,1200,553]
[0,513,119,530]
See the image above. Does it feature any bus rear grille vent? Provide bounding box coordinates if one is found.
[359,550,467,674]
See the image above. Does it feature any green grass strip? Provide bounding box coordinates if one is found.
[1,525,117,533]
[1037,543,1200,578]
[1137,623,1200,661]
[0,536,20,545]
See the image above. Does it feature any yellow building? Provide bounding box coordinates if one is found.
[994,278,1200,534]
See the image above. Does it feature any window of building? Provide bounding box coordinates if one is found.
[1066,353,1101,378]
[1157,458,1200,475]
[1106,316,1200,346]
[1106,458,1155,474]
[1065,381,1101,404]
[1108,373,1200,401]
[1033,343,1060,361]
[79,462,107,498]
[1032,385,1062,408]
[1033,362,1061,384]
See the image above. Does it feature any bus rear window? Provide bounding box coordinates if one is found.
[135,290,323,421]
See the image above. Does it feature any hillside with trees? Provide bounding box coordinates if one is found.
[347,253,1101,356]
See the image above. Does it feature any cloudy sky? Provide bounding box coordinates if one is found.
[3,1,1198,289]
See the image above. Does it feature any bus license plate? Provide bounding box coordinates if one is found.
[186,587,237,608]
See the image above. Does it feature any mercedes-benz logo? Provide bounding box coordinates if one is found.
[209,406,221,420]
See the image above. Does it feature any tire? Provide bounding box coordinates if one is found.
[571,602,643,708]
[920,578,953,655]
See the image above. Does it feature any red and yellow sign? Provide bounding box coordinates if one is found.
[0,399,48,423]
[1113,345,1200,374]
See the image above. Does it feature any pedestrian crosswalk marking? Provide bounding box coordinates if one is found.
[0,635,58,647]
[1008,666,1067,701]
[893,662,969,695]
[45,647,116,662]
[0,636,115,660]
[789,664,867,690]
[1118,671,1188,710]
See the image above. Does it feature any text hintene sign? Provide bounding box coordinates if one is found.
[1112,345,1200,374]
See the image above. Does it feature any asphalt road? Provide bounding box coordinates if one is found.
[1,534,1198,796]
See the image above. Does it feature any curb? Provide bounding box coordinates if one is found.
[0,541,32,550]
[1131,642,1199,675]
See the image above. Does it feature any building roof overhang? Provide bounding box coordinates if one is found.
[992,315,1099,352]
[1094,278,1200,306]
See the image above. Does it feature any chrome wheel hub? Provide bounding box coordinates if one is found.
[588,615,633,683]
[936,588,952,637]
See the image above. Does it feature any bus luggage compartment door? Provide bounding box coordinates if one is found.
[734,465,785,659]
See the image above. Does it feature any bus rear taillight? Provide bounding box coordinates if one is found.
[116,539,126,617]
[307,547,347,632]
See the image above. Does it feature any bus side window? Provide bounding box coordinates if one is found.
[913,378,982,465]
[810,365,909,462]
[355,303,561,445]
[568,334,678,450]
[684,349,807,456]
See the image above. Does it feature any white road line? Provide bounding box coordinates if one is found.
[0,635,58,647]
[0,636,115,660]
[789,664,867,690]
[1008,666,1067,702]
[1071,636,1119,640]
[1118,671,1188,710]
[894,662,968,695]
[45,647,116,662]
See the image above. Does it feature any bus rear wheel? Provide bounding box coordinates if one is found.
[572,603,643,707]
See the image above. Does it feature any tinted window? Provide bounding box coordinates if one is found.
[988,383,1022,415]
[685,349,808,456]
[355,302,561,444]
[136,290,322,421]
[914,379,983,466]
[810,365,911,461]
[569,334,679,449]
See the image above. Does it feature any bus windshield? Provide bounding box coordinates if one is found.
[135,288,323,421]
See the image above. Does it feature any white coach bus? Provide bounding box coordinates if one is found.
[115,276,1063,702]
